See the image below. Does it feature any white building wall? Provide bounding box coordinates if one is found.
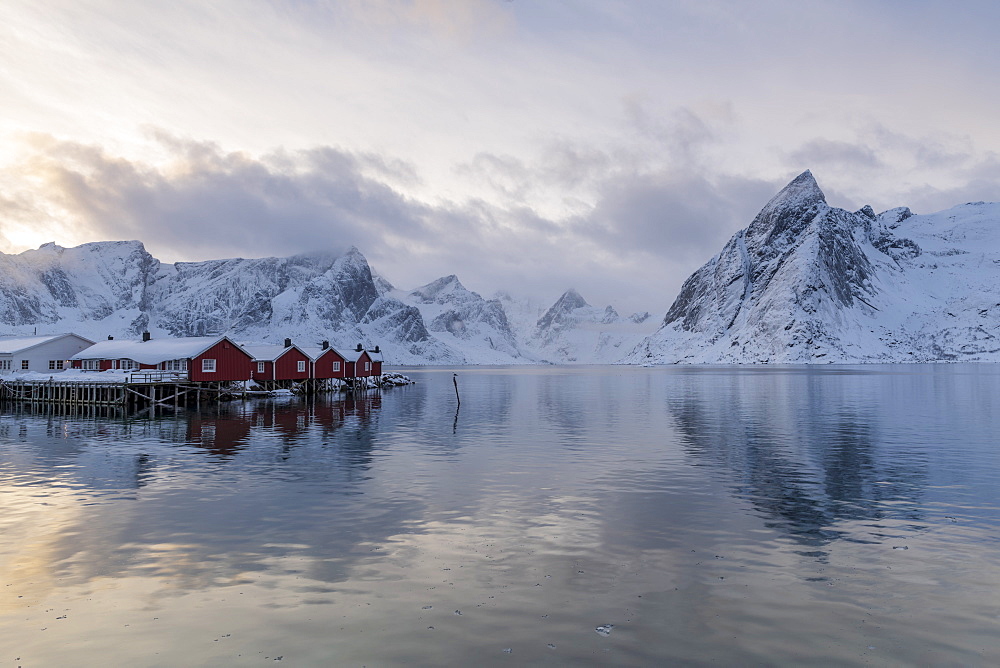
[1,335,95,374]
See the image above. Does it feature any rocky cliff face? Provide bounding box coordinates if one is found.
[628,171,1000,363]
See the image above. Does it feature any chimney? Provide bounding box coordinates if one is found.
[374,345,380,353]
[107,335,114,340]
[142,331,151,342]
[284,338,292,348]
[321,340,329,350]
[356,343,363,352]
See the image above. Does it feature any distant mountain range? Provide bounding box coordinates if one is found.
[1,170,997,364]
[0,239,653,364]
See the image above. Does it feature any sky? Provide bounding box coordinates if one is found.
[2,0,999,316]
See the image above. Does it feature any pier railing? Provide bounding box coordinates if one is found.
[128,370,189,383]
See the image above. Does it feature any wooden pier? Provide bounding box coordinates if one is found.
[0,372,384,409]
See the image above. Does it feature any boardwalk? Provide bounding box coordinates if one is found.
[0,374,381,409]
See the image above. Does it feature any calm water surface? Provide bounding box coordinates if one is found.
[1,365,999,666]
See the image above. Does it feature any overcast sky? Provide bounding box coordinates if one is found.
[2,0,998,315]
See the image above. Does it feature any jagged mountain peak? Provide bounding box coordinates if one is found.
[629,175,1000,364]
[747,170,827,245]
[409,275,470,304]
[554,289,588,311]
[536,289,589,332]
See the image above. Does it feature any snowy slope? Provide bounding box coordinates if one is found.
[395,275,524,363]
[627,171,1000,363]
[0,240,156,333]
[525,289,658,363]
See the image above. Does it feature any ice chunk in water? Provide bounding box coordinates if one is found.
[595,624,614,636]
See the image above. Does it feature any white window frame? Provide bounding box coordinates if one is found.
[0,359,11,370]
[257,361,266,374]
[120,359,138,371]
[202,358,216,373]
[297,360,306,373]
[162,359,188,372]
[365,361,371,372]
[20,360,29,370]
[332,361,340,372]
[82,359,99,371]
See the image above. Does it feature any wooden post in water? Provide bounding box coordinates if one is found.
[453,373,461,407]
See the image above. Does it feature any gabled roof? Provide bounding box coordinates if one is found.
[301,346,347,361]
[0,333,95,355]
[243,344,307,362]
[344,349,371,363]
[70,336,248,365]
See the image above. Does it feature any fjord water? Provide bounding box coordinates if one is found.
[1,366,999,666]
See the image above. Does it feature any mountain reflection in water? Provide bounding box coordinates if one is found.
[1,366,998,666]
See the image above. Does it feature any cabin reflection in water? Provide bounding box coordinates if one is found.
[185,395,382,457]
[1,393,386,491]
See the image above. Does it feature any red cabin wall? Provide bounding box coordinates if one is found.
[190,339,252,382]
[312,350,347,379]
[355,352,373,377]
[371,360,382,376]
[274,348,311,381]
[251,360,274,381]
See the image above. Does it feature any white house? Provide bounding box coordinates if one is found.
[0,333,96,373]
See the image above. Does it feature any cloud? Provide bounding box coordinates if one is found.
[788,139,883,171]
[3,121,782,316]
[578,171,776,265]
[4,133,434,262]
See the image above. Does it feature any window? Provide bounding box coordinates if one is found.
[21,360,29,370]
[257,361,265,373]
[48,360,65,370]
[120,359,137,371]
[82,359,99,370]
[163,359,188,372]
[332,361,340,372]
[0,360,10,370]
[202,358,216,373]
[297,360,306,373]
[365,361,371,372]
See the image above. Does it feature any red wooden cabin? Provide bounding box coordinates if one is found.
[245,340,312,382]
[345,345,373,378]
[368,346,383,377]
[304,341,347,380]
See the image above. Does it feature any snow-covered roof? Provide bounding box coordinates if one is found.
[344,349,370,362]
[243,344,302,362]
[0,333,94,355]
[70,336,245,364]
[301,346,346,361]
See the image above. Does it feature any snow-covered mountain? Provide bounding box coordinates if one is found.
[0,242,645,364]
[6,171,998,366]
[627,171,1000,363]
[525,289,656,363]
[0,242,458,364]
